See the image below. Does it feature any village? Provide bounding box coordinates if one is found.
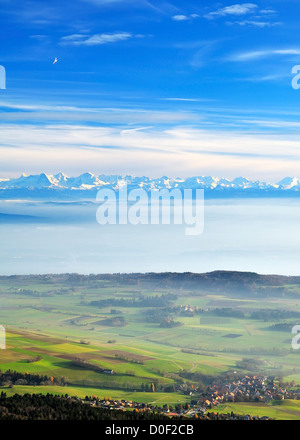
[78,374,300,420]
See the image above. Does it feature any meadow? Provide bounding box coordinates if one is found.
[215,400,300,421]
[1,273,300,416]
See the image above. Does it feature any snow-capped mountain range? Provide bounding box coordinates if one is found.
[0,173,300,197]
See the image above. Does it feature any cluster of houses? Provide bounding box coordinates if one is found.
[176,305,201,316]
[73,374,300,419]
[82,396,272,420]
[86,398,161,412]
[193,412,271,420]
[190,375,300,410]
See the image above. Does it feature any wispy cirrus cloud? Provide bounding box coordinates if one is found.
[229,48,300,62]
[160,97,209,102]
[226,20,281,28]
[81,0,130,3]
[239,72,291,82]
[29,34,49,40]
[60,32,135,46]
[260,8,277,15]
[80,0,178,15]
[1,123,300,180]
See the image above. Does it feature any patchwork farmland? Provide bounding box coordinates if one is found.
[1,272,300,418]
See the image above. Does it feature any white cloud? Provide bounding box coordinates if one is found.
[82,0,129,3]
[275,49,300,55]
[161,98,207,102]
[60,32,134,46]
[205,3,258,19]
[80,0,178,15]
[260,8,276,15]
[60,34,89,42]
[1,123,300,180]
[240,119,300,129]
[228,48,300,62]
[240,72,291,82]
[172,14,199,21]
[0,101,199,125]
[227,20,281,28]
[29,34,48,40]
[172,15,189,21]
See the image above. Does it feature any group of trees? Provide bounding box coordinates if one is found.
[268,323,292,332]
[200,307,300,322]
[89,294,177,309]
[71,359,114,375]
[159,318,182,328]
[114,354,143,365]
[235,358,266,372]
[8,287,75,297]
[96,316,127,327]
[5,271,300,296]
[250,309,300,321]
[0,393,181,420]
[0,370,65,387]
[203,308,245,318]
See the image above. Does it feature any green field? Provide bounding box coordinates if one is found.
[0,384,190,405]
[215,400,300,420]
[1,273,300,418]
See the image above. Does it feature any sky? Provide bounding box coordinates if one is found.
[1,0,300,180]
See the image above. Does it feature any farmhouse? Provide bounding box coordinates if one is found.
[103,369,114,374]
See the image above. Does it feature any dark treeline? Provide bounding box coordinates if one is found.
[88,294,177,308]
[8,287,74,297]
[95,316,127,327]
[70,359,114,375]
[250,309,300,320]
[268,323,293,332]
[235,358,266,372]
[0,392,265,420]
[0,371,65,387]
[0,393,181,420]
[4,271,300,295]
[159,318,182,328]
[203,308,245,318]
[144,307,174,323]
[201,307,300,321]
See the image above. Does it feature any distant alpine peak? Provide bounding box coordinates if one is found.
[0,173,300,193]
[277,177,300,188]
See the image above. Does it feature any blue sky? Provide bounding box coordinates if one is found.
[1,0,300,180]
